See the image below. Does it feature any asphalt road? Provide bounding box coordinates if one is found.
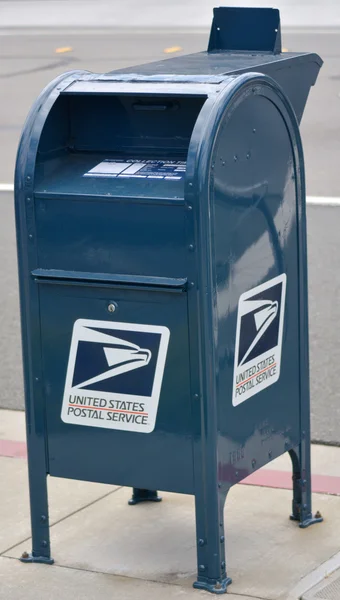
[0,19,340,443]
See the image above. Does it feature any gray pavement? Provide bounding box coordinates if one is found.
[7,485,337,598]
[308,207,340,443]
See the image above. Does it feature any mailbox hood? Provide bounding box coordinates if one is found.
[111,6,322,124]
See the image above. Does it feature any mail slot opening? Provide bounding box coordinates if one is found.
[37,93,207,163]
[34,92,206,199]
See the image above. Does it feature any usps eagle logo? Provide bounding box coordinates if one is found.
[232,274,287,406]
[71,330,152,390]
[61,319,170,433]
[237,299,279,367]
[63,319,170,398]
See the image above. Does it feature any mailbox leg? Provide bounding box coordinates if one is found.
[193,490,232,594]
[20,443,54,565]
[289,446,323,529]
[128,488,162,505]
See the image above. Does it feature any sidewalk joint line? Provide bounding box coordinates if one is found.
[48,561,198,589]
[26,560,270,599]
[312,438,340,447]
[231,593,268,600]
[0,555,288,599]
[284,549,340,600]
[1,487,122,557]
[48,487,123,531]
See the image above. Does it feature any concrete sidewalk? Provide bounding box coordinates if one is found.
[1,409,340,600]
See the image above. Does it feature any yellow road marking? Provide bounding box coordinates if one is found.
[55,47,73,54]
[163,46,182,54]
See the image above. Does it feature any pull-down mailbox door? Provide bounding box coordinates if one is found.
[36,274,194,494]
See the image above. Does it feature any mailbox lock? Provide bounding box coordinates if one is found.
[107,303,117,314]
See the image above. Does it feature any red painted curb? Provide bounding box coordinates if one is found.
[242,468,340,496]
[0,439,27,459]
[1,438,340,496]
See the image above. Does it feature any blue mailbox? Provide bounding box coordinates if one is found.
[15,7,323,593]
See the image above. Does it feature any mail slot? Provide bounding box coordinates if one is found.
[15,7,323,593]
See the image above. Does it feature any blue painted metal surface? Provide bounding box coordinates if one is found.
[208,7,282,54]
[14,7,322,593]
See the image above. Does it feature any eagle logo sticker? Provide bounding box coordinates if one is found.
[61,319,170,433]
[232,274,287,406]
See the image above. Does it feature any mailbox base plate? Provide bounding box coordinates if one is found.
[128,488,162,505]
[19,553,54,565]
[193,576,232,594]
[290,513,324,529]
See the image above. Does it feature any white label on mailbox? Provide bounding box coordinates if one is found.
[232,274,287,406]
[61,319,170,433]
[84,159,186,179]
